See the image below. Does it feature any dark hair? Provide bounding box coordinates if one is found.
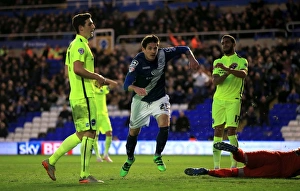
[221,34,236,44]
[141,34,160,49]
[72,13,92,34]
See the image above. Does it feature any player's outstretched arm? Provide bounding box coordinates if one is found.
[185,49,199,70]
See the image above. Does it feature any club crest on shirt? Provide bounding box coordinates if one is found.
[91,119,96,126]
[230,63,238,69]
[78,48,84,55]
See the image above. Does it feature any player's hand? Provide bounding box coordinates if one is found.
[215,63,228,71]
[94,80,101,88]
[133,86,147,96]
[96,74,106,88]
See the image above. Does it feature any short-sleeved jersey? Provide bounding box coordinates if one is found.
[212,53,248,101]
[65,34,95,100]
[95,85,109,115]
[123,46,190,103]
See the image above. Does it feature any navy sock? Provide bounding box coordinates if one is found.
[155,127,169,156]
[126,134,137,160]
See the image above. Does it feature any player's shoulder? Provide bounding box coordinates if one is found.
[235,53,247,60]
[161,47,176,52]
[129,53,144,71]
[134,52,144,60]
[133,52,147,63]
[213,56,223,64]
[70,37,87,50]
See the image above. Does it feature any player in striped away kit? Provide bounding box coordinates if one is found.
[120,34,199,177]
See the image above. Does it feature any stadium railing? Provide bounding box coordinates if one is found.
[286,21,300,33]
[115,29,288,44]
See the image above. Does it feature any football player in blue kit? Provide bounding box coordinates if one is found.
[120,34,199,177]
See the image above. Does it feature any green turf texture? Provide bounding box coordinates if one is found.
[0,155,298,191]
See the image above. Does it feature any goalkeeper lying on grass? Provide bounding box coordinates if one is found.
[185,142,300,178]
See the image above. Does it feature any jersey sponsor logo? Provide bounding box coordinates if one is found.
[146,76,153,80]
[18,142,41,155]
[78,48,84,55]
[142,66,150,69]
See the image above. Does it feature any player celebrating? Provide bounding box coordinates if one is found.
[120,34,199,177]
[42,13,108,183]
[211,35,248,169]
[93,77,118,163]
[185,142,300,178]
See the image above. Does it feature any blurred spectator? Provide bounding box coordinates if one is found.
[245,106,259,127]
[40,98,51,111]
[277,86,290,103]
[170,114,178,132]
[6,105,17,123]
[258,95,275,127]
[175,111,190,132]
[0,111,8,128]
[27,95,41,112]
[190,35,203,50]
[174,54,189,66]
[56,104,72,127]
[172,85,186,104]
[41,45,51,59]
[168,30,186,46]
[56,85,68,106]
[192,65,210,98]
[0,121,8,138]
[15,97,27,117]
[286,88,300,104]
[0,89,9,107]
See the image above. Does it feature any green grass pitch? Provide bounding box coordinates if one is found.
[0,155,298,191]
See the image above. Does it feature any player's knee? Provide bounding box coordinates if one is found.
[106,131,112,136]
[129,128,140,136]
[214,126,224,135]
[227,127,237,135]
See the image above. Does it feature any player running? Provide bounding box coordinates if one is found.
[120,34,199,177]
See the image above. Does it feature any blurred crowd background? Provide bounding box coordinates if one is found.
[0,0,299,140]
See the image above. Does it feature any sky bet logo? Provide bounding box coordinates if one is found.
[18,142,41,155]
